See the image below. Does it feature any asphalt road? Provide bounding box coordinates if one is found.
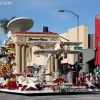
[0,92,100,100]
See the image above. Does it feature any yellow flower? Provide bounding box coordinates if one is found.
[10,38,13,43]
[6,78,10,83]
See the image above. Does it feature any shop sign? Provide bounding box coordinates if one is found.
[28,38,48,41]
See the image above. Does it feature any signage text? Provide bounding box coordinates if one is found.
[28,38,48,41]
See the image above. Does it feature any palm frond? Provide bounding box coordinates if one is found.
[0,19,7,24]
[9,16,17,21]
[0,16,17,34]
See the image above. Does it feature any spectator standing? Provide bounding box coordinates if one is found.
[67,71,73,84]
[79,73,83,83]
[90,73,93,82]
[27,71,33,77]
[22,71,27,77]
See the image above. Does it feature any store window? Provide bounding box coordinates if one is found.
[96,66,100,72]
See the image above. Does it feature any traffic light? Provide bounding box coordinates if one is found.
[78,53,83,63]
[43,27,48,32]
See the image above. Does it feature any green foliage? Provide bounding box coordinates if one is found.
[0,16,17,34]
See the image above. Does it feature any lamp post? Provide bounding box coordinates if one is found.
[58,10,79,84]
[58,10,79,41]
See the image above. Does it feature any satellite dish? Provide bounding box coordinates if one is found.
[7,17,34,33]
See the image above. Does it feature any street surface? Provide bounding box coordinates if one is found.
[0,92,100,100]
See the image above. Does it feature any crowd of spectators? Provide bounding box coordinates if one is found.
[22,63,100,89]
[78,72,100,88]
[59,71,100,88]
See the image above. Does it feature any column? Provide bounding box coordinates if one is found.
[50,56,54,72]
[26,46,28,66]
[48,60,51,73]
[15,44,21,74]
[24,45,26,72]
[55,59,58,71]
[22,45,25,73]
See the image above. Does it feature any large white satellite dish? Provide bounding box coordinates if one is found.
[7,17,34,32]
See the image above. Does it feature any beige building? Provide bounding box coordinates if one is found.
[60,25,88,64]
[12,32,59,74]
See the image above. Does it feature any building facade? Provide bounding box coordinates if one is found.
[3,25,96,75]
[60,25,95,72]
[11,32,59,75]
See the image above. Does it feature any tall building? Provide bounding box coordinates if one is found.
[60,25,96,73]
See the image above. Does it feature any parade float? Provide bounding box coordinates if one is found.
[0,17,98,94]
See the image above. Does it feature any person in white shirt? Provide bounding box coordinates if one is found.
[90,73,93,82]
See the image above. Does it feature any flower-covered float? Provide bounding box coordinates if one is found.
[0,40,98,94]
[0,64,98,94]
[0,17,99,94]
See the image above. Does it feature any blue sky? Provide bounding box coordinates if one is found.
[0,0,100,45]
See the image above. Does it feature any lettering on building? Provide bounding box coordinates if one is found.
[28,38,48,41]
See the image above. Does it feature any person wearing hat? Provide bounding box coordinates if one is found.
[86,74,90,82]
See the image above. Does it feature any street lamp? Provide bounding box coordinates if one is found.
[58,10,79,41]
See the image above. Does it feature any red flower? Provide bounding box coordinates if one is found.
[21,86,27,91]
[11,43,15,48]
[26,87,37,91]
[0,85,4,88]
[18,84,23,87]
[36,84,44,90]
[73,83,89,88]
[53,78,66,83]
[10,74,15,78]
[53,78,66,86]
[8,81,18,90]
[9,53,15,59]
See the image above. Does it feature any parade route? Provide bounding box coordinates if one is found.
[0,91,100,100]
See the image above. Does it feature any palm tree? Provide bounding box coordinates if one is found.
[0,16,17,34]
[0,16,17,58]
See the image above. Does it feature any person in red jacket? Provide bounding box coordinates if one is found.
[79,73,83,83]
